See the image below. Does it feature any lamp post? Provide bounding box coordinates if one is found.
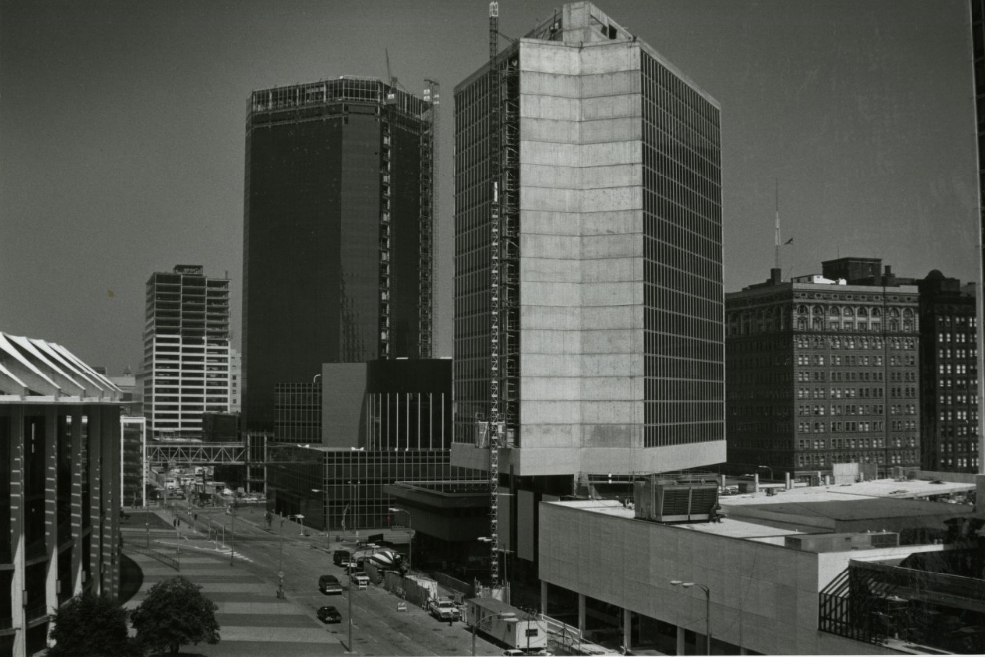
[388,507,412,570]
[471,612,518,656]
[347,556,355,651]
[228,503,236,566]
[670,580,711,656]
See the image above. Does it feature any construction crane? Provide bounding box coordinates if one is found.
[487,0,502,586]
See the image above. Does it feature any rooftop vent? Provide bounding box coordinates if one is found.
[633,476,719,524]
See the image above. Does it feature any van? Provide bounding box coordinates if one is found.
[351,573,369,590]
[332,550,351,567]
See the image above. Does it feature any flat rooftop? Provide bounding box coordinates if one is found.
[548,499,804,541]
[720,478,975,522]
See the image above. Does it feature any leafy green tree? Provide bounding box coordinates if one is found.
[130,575,220,654]
[48,591,139,657]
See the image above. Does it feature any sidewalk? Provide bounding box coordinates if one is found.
[123,510,347,656]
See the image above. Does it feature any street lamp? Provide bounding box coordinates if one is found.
[347,555,356,652]
[471,612,518,656]
[228,503,236,566]
[670,580,711,656]
[388,507,413,570]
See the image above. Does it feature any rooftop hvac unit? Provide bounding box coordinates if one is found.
[633,477,719,523]
[784,532,900,552]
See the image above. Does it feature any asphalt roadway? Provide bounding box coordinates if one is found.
[122,505,500,657]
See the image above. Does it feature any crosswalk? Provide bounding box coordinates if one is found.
[125,552,346,656]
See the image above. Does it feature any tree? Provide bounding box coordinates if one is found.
[130,575,220,654]
[48,591,139,657]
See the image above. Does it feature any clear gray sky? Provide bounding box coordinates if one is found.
[1,0,978,373]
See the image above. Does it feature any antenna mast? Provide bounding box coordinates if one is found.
[774,179,781,272]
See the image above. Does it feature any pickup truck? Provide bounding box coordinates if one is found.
[428,597,461,622]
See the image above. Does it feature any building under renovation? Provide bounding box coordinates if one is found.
[143,264,232,439]
[452,1,725,585]
[243,76,438,433]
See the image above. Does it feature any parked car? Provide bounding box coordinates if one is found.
[318,605,342,623]
[318,574,343,595]
[429,597,461,622]
[333,550,351,567]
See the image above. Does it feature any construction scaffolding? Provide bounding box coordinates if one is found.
[419,79,439,358]
[487,0,503,586]
[379,86,395,359]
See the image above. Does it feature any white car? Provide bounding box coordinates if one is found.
[428,597,461,621]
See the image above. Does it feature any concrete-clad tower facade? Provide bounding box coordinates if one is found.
[452,2,726,479]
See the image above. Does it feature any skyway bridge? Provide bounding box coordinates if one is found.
[147,442,248,466]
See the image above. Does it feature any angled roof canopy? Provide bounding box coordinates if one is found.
[0,331,121,401]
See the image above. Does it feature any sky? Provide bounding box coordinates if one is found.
[0,0,978,374]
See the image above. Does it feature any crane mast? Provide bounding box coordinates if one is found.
[487,0,502,586]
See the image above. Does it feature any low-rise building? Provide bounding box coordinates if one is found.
[537,475,984,655]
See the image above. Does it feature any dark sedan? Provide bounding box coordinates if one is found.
[318,605,342,623]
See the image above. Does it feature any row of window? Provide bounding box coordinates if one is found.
[793,336,916,350]
[938,410,978,421]
[796,387,889,399]
[798,404,886,416]
[797,451,917,467]
[798,436,914,450]
[796,421,918,434]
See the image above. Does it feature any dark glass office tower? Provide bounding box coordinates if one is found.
[243,77,436,431]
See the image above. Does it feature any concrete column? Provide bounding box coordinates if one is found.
[676,625,686,656]
[103,406,121,597]
[720,474,726,490]
[622,608,632,652]
[752,473,759,494]
[44,407,58,614]
[10,406,26,657]
[784,472,791,490]
[577,593,586,632]
[540,580,548,616]
[70,409,83,596]
[88,407,102,595]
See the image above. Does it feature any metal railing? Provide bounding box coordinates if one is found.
[127,544,180,571]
